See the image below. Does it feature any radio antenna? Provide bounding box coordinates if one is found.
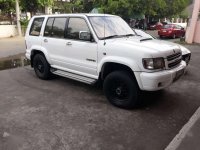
[103,9,106,45]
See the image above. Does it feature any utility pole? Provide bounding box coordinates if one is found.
[16,0,22,36]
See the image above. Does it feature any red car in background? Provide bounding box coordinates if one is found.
[158,24,185,39]
[148,21,163,30]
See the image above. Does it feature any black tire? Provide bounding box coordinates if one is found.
[103,71,140,109]
[33,54,51,80]
[159,35,163,39]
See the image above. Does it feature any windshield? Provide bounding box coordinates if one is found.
[88,16,135,39]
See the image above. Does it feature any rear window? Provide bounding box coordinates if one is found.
[163,24,174,29]
[29,18,44,36]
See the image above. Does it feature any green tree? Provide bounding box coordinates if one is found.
[20,0,39,15]
[162,0,190,17]
[20,0,54,15]
[37,0,54,7]
[93,0,190,19]
[0,0,15,14]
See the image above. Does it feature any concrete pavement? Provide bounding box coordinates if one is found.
[166,104,200,150]
[0,36,200,150]
[0,37,25,58]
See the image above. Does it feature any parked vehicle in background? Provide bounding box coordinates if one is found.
[158,24,185,39]
[134,19,145,29]
[147,21,163,30]
[133,29,191,65]
[25,14,186,109]
[161,21,171,26]
[133,29,155,39]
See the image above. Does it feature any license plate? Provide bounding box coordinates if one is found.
[162,30,166,32]
[173,69,184,82]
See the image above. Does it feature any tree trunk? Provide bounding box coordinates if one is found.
[16,0,22,37]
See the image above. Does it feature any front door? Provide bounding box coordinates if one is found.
[63,17,98,76]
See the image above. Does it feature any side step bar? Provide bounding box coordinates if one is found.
[51,69,97,84]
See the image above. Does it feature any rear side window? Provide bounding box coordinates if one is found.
[29,18,44,36]
[44,17,67,38]
[44,18,54,37]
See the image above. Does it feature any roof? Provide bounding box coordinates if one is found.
[33,13,115,18]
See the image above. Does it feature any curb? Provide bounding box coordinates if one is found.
[165,107,200,150]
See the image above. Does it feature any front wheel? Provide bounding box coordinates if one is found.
[33,54,51,80]
[103,71,140,109]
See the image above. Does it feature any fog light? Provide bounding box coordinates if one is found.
[158,82,162,87]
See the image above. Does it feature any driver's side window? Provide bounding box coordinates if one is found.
[66,17,91,41]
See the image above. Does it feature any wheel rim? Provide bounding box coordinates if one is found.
[109,79,130,103]
[36,59,44,73]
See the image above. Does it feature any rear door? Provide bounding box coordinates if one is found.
[26,17,44,51]
[42,17,68,66]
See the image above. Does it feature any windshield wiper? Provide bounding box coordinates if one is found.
[140,38,153,42]
[123,34,135,37]
[101,35,122,40]
[102,34,135,40]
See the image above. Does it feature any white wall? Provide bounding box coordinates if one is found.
[173,23,187,29]
[0,25,18,38]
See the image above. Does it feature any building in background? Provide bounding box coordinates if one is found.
[185,0,200,44]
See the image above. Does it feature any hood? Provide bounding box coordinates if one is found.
[104,37,181,57]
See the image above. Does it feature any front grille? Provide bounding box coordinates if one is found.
[167,52,182,69]
[168,59,182,68]
[167,52,181,61]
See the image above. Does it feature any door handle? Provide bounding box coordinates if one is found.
[44,39,48,43]
[66,42,72,46]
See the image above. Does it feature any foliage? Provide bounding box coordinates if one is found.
[0,0,15,14]
[20,0,54,14]
[20,18,29,26]
[55,0,93,13]
[37,0,54,7]
[20,0,39,14]
[93,0,190,19]
[162,0,190,18]
[0,0,191,19]
[179,9,189,19]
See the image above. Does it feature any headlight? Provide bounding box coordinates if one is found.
[143,58,165,70]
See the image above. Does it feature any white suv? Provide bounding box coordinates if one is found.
[25,14,186,109]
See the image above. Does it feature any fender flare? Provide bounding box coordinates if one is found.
[30,45,51,65]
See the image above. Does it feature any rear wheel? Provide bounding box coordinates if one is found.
[33,54,51,80]
[103,71,140,109]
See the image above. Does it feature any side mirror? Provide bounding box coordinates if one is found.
[79,31,92,41]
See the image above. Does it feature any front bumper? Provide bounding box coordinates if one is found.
[25,51,31,60]
[137,61,186,91]
[182,53,191,65]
